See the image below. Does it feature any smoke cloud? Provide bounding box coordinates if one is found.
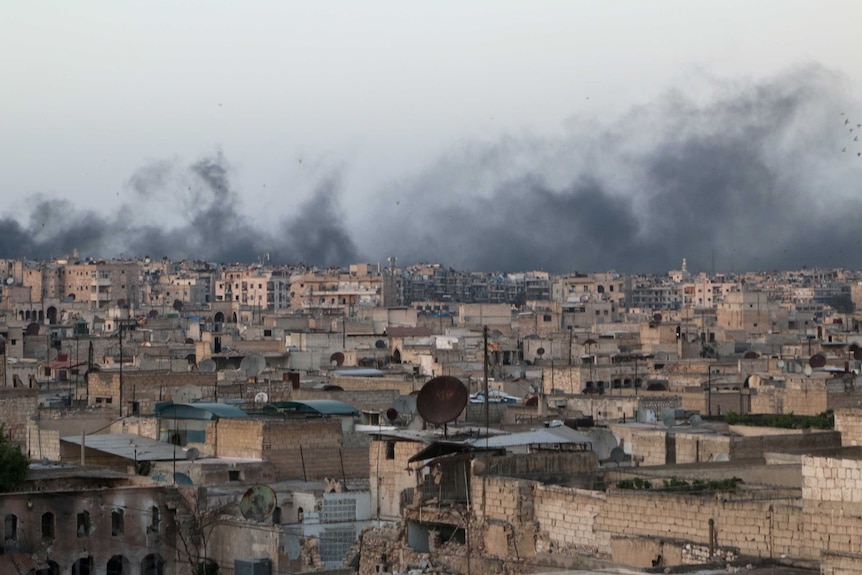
[0,65,859,273]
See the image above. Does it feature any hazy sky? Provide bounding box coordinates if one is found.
[3,1,862,272]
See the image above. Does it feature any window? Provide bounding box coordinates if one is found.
[41,512,55,541]
[4,514,17,541]
[386,441,396,460]
[111,509,124,536]
[77,510,91,537]
[150,506,160,533]
[228,470,241,481]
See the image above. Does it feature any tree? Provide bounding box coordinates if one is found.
[174,487,230,575]
[0,424,29,492]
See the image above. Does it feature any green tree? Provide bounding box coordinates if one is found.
[0,424,29,492]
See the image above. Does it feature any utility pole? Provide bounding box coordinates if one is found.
[483,326,490,435]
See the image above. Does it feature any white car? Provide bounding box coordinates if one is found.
[469,390,520,404]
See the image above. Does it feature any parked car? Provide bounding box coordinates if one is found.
[469,390,520,404]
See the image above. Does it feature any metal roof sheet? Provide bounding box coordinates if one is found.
[154,402,249,419]
[265,399,359,416]
[60,433,199,461]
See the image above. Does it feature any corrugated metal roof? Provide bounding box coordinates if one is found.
[467,426,593,449]
[265,399,359,416]
[154,402,249,420]
[60,433,198,461]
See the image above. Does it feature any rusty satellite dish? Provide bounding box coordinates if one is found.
[809,353,827,369]
[743,351,758,360]
[386,407,399,421]
[416,376,468,425]
[240,485,277,522]
[536,347,545,357]
[330,351,345,367]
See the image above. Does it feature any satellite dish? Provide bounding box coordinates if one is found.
[850,343,860,353]
[714,453,730,462]
[160,331,172,343]
[536,347,545,357]
[5,277,13,285]
[47,347,59,362]
[254,392,269,404]
[330,352,345,366]
[777,360,785,369]
[33,344,48,358]
[185,447,200,461]
[804,365,813,376]
[239,485,277,522]
[609,446,626,463]
[239,353,266,379]
[653,313,663,323]
[743,351,758,360]
[809,353,827,369]
[26,323,40,336]
[416,376,469,425]
[689,414,703,426]
[386,407,399,421]
[198,359,217,373]
[375,339,387,349]
[173,472,194,486]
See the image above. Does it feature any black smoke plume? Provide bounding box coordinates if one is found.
[1,65,860,273]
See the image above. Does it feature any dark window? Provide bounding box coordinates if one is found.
[41,512,55,541]
[112,509,124,536]
[228,470,240,481]
[4,514,17,541]
[77,510,91,537]
[150,506,160,533]
[386,441,396,460]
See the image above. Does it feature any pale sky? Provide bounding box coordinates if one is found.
[3,1,862,271]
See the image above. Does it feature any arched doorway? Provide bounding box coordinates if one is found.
[214,311,225,324]
[71,557,93,575]
[141,554,165,575]
[46,306,57,325]
[107,555,129,575]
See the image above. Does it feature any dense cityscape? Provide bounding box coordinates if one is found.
[1,254,862,574]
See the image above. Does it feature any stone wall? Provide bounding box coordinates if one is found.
[821,551,862,575]
[86,371,217,414]
[207,417,367,480]
[835,407,862,446]
[369,438,425,520]
[0,387,38,448]
[534,485,609,557]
